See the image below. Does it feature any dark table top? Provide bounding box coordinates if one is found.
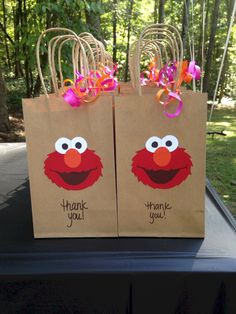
[0,143,236,276]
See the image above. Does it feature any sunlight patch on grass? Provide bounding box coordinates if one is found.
[225,131,236,137]
[209,121,231,128]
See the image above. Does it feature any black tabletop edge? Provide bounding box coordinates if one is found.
[0,256,236,277]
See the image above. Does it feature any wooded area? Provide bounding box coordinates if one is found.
[0,0,235,130]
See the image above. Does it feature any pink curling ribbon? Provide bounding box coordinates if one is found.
[165,63,177,81]
[100,77,118,91]
[63,65,118,107]
[157,63,177,88]
[141,58,202,118]
[187,61,201,80]
[63,88,81,107]
[163,91,183,119]
[75,71,93,96]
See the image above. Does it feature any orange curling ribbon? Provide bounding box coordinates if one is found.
[141,57,202,118]
[156,88,170,105]
[82,78,102,103]
[62,64,118,107]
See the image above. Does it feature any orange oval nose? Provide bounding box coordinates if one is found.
[153,147,171,167]
[64,149,81,168]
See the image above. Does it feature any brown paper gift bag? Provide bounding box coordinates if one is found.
[22,29,117,238]
[115,24,207,237]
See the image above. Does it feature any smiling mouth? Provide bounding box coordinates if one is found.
[55,168,96,185]
[142,167,180,184]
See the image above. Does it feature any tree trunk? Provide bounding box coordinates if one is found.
[85,0,104,44]
[0,22,14,44]
[204,0,210,38]
[218,55,228,102]
[33,2,58,96]
[197,0,205,63]
[2,0,11,71]
[0,68,10,133]
[112,0,117,63]
[181,0,190,56]
[218,0,234,101]
[153,0,158,23]
[13,2,23,78]
[124,0,134,82]
[21,0,32,97]
[203,0,221,94]
[158,0,165,24]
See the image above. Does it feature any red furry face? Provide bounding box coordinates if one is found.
[44,136,103,190]
[132,135,192,189]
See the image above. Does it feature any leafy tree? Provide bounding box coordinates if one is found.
[0,0,235,114]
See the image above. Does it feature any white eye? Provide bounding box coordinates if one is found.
[55,137,71,154]
[71,137,87,154]
[162,135,179,152]
[145,136,162,153]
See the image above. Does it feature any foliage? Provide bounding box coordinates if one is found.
[5,78,25,112]
[0,0,235,100]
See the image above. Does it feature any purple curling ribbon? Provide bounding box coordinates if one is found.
[63,88,81,107]
[158,63,177,88]
[163,91,183,118]
[188,61,201,80]
[101,77,118,91]
[63,65,118,107]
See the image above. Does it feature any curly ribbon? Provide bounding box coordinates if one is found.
[157,63,177,88]
[188,60,201,80]
[156,88,169,105]
[63,87,81,107]
[146,59,202,118]
[156,88,183,118]
[177,60,201,87]
[75,75,101,103]
[62,64,118,107]
[62,79,81,107]
[163,91,183,118]
[140,59,159,86]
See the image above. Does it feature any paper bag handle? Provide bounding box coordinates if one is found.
[48,35,96,94]
[129,24,183,95]
[36,27,83,97]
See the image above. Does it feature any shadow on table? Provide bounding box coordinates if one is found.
[0,177,203,257]
[0,178,33,241]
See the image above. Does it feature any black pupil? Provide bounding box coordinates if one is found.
[75,142,82,149]
[151,141,158,148]
[62,143,68,150]
[166,140,172,147]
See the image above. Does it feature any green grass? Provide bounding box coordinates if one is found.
[206,107,236,218]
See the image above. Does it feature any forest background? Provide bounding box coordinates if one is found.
[0,0,235,215]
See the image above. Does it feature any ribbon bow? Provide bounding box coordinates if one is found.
[62,64,118,107]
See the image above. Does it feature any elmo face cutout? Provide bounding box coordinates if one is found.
[132,135,192,189]
[44,136,103,190]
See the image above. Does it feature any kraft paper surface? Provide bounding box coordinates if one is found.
[115,91,207,237]
[23,95,117,238]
